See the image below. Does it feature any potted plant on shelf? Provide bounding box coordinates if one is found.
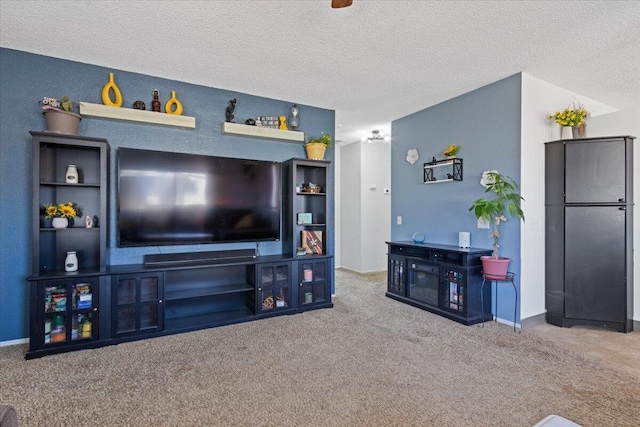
[304,133,331,160]
[44,202,82,228]
[548,102,589,139]
[40,96,82,135]
[468,171,524,278]
[443,144,460,158]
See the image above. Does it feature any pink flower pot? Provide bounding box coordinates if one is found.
[481,256,511,279]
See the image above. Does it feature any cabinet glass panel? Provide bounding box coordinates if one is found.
[47,314,66,344]
[275,287,289,308]
[443,269,464,313]
[301,263,313,282]
[314,262,325,281]
[140,277,158,302]
[117,306,136,333]
[118,279,136,304]
[71,313,94,341]
[313,282,326,303]
[276,265,288,285]
[45,285,67,313]
[301,284,314,305]
[261,267,274,285]
[140,304,158,329]
[388,257,405,295]
[72,283,93,310]
[260,287,275,311]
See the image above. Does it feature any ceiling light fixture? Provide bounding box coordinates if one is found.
[361,130,390,143]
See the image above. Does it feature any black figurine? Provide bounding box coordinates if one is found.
[226,98,236,122]
[133,100,146,110]
[245,118,256,126]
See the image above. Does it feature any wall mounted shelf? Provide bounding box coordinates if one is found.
[423,158,463,184]
[79,102,196,129]
[221,122,305,142]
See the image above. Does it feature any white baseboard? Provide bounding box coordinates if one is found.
[0,338,28,347]
[492,316,521,330]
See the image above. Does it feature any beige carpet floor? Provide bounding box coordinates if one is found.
[1,269,639,426]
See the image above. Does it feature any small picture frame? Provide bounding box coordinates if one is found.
[297,212,313,224]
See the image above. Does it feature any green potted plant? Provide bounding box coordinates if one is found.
[40,96,82,135]
[548,102,589,138]
[304,133,331,160]
[468,171,524,278]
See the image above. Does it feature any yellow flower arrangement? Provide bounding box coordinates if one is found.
[43,202,81,219]
[549,103,589,127]
[443,144,460,157]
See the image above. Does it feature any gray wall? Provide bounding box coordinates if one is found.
[0,48,335,342]
[390,74,522,323]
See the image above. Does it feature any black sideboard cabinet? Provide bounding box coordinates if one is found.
[386,242,492,325]
[545,135,634,333]
[26,133,333,359]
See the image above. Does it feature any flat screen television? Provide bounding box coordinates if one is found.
[117,148,281,247]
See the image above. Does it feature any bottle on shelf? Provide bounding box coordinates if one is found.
[65,164,78,183]
[151,89,161,112]
[65,251,78,272]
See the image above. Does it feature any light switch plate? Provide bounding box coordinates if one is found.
[477,217,490,229]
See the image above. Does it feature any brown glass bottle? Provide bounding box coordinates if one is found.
[151,89,161,112]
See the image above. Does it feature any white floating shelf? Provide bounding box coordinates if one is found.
[79,102,196,129]
[221,122,304,142]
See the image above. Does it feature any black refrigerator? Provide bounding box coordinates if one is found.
[545,135,634,333]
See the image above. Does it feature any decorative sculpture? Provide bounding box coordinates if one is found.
[101,73,123,107]
[278,116,288,130]
[85,215,93,228]
[226,98,236,122]
[133,100,146,110]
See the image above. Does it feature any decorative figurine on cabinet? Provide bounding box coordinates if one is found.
[245,118,256,126]
[226,98,236,122]
[278,116,288,130]
[151,89,161,112]
[85,215,93,228]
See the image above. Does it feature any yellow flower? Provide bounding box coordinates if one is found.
[58,203,76,218]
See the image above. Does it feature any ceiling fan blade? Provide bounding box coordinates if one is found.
[332,0,353,8]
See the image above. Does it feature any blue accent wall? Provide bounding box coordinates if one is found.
[0,48,334,341]
[391,74,522,324]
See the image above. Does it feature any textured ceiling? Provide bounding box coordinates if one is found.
[1,1,639,144]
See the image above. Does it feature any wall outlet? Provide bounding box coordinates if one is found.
[477,217,490,229]
[397,216,402,225]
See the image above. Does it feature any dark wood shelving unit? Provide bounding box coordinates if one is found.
[26,136,334,359]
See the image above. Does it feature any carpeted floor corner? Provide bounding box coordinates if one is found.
[1,269,638,426]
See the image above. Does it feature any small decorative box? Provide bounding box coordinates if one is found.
[297,212,313,224]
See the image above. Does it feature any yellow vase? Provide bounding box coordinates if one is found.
[164,91,183,115]
[101,73,123,107]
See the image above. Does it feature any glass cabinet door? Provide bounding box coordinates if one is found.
[387,255,405,296]
[41,277,99,347]
[257,263,291,313]
[443,268,465,314]
[113,273,163,337]
[298,259,328,307]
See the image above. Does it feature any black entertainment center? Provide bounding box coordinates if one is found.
[386,241,492,325]
[26,131,333,359]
